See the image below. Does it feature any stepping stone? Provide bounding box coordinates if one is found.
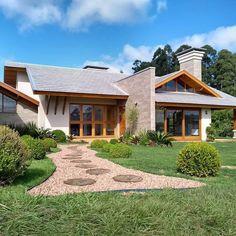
[70,160,91,163]
[86,168,110,175]
[64,178,96,186]
[75,164,97,169]
[62,156,82,160]
[65,153,82,157]
[67,146,78,150]
[221,166,236,170]
[113,175,143,183]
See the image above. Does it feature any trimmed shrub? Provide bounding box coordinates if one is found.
[0,126,31,185]
[110,139,119,144]
[102,143,114,153]
[36,128,54,139]
[206,125,216,142]
[52,130,66,143]
[41,138,57,152]
[177,143,221,177]
[21,135,33,141]
[110,144,132,158]
[90,140,108,148]
[22,138,46,160]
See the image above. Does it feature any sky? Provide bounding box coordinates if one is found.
[0,0,236,80]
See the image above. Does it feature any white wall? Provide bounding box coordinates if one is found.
[201,108,211,141]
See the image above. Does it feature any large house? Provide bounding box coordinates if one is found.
[0,48,236,141]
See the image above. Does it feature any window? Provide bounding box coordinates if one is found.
[166,80,176,91]
[69,104,116,137]
[155,109,164,132]
[166,110,183,136]
[177,80,185,92]
[0,93,16,113]
[185,110,200,136]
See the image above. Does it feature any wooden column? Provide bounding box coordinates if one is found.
[234,109,236,130]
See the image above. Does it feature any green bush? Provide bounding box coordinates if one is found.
[110,139,119,144]
[206,125,216,142]
[177,142,221,177]
[138,130,149,146]
[90,140,108,148]
[0,126,31,185]
[21,135,33,141]
[102,143,114,153]
[8,122,38,138]
[110,144,132,158]
[41,138,57,152]
[22,138,46,160]
[147,130,174,146]
[52,130,66,143]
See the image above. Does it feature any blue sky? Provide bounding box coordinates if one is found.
[0,0,236,80]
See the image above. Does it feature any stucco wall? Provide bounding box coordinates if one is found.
[201,108,211,141]
[115,67,156,133]
[0,102,38,126]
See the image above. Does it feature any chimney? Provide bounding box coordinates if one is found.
[83,65,109,71]
[176,47,206,80]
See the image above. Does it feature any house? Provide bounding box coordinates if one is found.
[0,48,236,141]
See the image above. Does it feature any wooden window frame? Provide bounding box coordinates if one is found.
[0,92,17,113]
[69,103,117,138]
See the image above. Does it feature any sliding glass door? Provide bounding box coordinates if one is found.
[156,108,200,140]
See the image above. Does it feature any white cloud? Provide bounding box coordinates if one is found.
[172,25,236,51]
[157,0,167,13]
[82,43,161,74]
[64,0,151,30]
[0,0,61,30]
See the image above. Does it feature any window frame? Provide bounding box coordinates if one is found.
[0,93,17,113]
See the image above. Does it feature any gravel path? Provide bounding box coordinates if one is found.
[29,144,204,196]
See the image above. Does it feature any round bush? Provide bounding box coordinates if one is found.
[52,130,66,143]
[110,144,132,158]
[90,140,108,148]
[41,138,57,152]
[21,135,33,141]
[0,126,31,185]
[110,139,119,144]
[177,143,221,177]
[22,138,46,160]
[102,143,114,153]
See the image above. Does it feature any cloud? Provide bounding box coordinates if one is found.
[0,0,62,30]
[157,0,167,13]
[172,25,236,51]
[64,0,151,30]
[82,44,161,74]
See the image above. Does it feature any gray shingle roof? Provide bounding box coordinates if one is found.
[6,62,129,96]
[155,71,182,84]
[156,89,236,107]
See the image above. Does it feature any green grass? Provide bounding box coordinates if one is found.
[0,142,236,235]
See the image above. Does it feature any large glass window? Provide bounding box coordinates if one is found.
[166,110,183,136]
[185,110,200,136]
[155,109,164,132]
[0,93,16,113]
[69,104,116,137]
[166,80,176,91]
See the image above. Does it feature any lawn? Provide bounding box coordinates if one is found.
[0,142,236,235]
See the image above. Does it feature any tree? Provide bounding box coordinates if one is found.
[132,60,151,73]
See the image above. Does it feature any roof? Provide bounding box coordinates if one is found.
[5,62,129,97]
[155,71,181,84]
[0,82,39,106]
[156,89,236,108]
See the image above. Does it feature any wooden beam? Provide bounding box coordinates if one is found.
[46,95,51,115]
[54,96,59,115]
[234,109,236,130]
[62,96,67,115]
[33,90,128,100]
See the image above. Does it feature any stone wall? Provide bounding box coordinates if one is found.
[115,67,156,133]
[0,102,38,126]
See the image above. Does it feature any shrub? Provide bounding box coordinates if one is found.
[129,135,140,145]
[8,122,38,138]
[90,140,108,148]
[206,125,216,142]
[36,128,54,139]
[52,130,66,143]
[0,126,31,185]
[110,144,132,158]
[147,130,174,146]
[177,143,221,177]
[21,135,33,141]
[102,143,114,153]
[118,131,132,144]
[138,130,149,146]
[110,139,119,144]
[22,138,46,160]
[41,138,57,152]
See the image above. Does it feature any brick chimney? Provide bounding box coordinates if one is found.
[176,47,206,80]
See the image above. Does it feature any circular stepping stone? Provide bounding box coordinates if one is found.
[86,168,110,175]
[75,164,97,169]
[113,175,143,183]
[64,178,96,186]
[70,160,91,163]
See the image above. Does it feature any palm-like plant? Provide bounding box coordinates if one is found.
[147,130,174,147]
